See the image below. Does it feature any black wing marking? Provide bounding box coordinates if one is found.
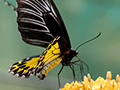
[9,55,41,78]
[16,0,71,48]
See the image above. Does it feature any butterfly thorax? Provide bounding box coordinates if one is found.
[61,50,78,66]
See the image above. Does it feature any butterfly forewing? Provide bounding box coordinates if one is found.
[16,0,71,48]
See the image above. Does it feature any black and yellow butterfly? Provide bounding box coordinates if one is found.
[4,0,101,88]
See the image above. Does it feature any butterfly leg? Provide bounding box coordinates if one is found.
[57,65,64,88]
[71,56,89,80]
[77,56,89,75]
[69,64,76,81]
[4,0,17,11]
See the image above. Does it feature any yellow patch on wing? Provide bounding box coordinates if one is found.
[38,36,61,66]
[36,36,62,79]
[9,55,40,78]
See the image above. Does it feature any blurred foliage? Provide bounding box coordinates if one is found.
[0,0,120,90]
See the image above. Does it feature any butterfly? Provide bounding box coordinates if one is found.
[4,0,101,88]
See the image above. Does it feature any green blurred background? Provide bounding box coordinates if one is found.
[0,0,120,90]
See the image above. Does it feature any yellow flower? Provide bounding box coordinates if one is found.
[60,71,120,90]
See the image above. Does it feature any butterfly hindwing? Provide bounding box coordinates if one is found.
[9,55,40,78]
[16,0,71,48]
[9,36,69,79]
[35,36,70,79]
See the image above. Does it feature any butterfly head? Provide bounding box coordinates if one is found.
[70,50,78,57]
[61,50,78,66]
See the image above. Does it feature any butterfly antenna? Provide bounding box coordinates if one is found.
[75,32,101,51]
[4,0,17,11]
